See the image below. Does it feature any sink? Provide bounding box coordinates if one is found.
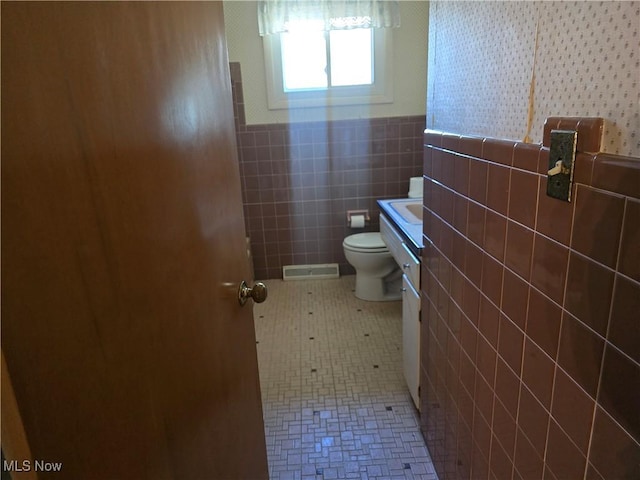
[377,197,424,251]
[405,203,423,221]
[388,200,423,224]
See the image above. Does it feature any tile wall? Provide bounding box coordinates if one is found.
[420,118,640,479]
[230,62,425,280]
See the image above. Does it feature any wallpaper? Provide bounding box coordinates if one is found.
[427,1,639,157]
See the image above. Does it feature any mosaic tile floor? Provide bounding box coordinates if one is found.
[254,276,438,480]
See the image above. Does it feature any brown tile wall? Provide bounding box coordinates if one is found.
[230,62,425,279]
[420,121,640,480]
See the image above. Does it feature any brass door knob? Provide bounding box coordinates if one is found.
[238,280,268,306]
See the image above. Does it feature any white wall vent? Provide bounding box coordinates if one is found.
[282,264,340,281]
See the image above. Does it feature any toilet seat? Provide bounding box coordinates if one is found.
[343,232,389,253]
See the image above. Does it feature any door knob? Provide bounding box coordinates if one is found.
[238,280,268,306]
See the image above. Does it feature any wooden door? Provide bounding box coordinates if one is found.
[1,2,268,479]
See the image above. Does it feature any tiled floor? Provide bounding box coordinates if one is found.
[254,275,438,480]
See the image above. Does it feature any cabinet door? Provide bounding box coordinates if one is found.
[402,275,421,410]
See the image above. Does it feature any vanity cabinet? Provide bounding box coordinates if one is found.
[402,274,421,408]
[380,213,421,410]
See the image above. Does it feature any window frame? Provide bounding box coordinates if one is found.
[262,27,394,110]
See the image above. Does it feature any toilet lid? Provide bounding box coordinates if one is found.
[343,232,388,251]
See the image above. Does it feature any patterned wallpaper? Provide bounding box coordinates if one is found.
[427,1,639,157]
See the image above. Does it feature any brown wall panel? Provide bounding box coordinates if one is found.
[421,122,640,479]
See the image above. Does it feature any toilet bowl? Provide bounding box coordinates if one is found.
[343,232,401,301]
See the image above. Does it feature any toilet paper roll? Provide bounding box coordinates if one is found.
[349,214,366,228]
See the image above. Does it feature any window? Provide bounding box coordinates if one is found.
[263,17,393,109]
[280,22,373,91]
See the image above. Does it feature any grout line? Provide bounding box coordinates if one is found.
[542,272,567,475]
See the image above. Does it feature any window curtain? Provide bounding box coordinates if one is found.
[257,0,400,36]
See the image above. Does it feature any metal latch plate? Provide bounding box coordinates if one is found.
[546,130,577,202]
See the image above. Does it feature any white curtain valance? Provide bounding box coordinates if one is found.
[257,1,400,36]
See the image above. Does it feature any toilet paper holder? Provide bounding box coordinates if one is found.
[346,209,370,225]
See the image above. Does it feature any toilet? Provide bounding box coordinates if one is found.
[343,232,402,301]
